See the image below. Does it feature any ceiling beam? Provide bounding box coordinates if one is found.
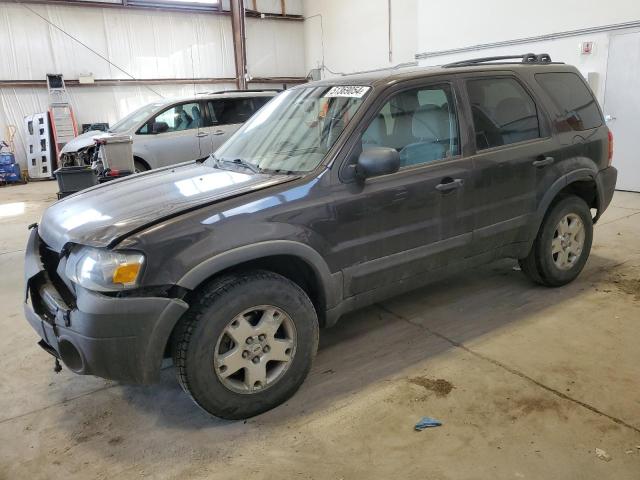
[0,77,307,88]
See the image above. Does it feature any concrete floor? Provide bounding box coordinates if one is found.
[0,180,639,480]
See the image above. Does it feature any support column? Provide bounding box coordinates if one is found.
[230,0,247,90]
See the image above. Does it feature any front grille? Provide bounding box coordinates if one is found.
[39,240,60,277]
[37,236,76,307]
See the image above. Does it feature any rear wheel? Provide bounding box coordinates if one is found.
[172,270,318,419]
[519,195,593,287]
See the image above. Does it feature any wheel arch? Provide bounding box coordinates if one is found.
[133,156,151,171]
[176,241,342,328]
[523,168,603,255]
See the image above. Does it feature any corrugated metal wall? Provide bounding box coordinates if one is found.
[0,1,305,168]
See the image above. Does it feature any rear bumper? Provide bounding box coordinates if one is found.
[23,228,188,384]
[595,166,617,219]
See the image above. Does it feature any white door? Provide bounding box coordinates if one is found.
[604,32,640,192]
[145,102,203,167]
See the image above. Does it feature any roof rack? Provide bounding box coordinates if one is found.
[443,53,556,68]
[196,88,282,95]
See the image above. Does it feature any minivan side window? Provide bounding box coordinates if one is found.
[361,84,460,168]
[145,102,202,134]
[207,98,264,126]
[535,72,602,131]
[467,78,540,150]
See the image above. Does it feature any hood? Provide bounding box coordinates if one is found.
[39,162,297,251]
[60,130,112,154]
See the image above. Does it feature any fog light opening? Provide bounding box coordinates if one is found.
[58,339,84,373]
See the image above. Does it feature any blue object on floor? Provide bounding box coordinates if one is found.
[414,417,442,431]
[0,163,22,183]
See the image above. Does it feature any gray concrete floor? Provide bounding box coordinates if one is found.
[0,180,639,480]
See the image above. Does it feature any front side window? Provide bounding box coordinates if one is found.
[536,72,602,131]
[361,84,460,168]
[467,78,540,150]
[112,102,165,134]
[211,86,369,173]
[148,102,202,134]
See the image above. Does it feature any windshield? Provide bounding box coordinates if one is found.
[109,102,165,133]
[211,86,370,173]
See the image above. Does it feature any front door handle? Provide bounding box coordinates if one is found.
[196,132,209,138]
[435,178,464,192]
[532,156,554,167]
[213,130,225,136]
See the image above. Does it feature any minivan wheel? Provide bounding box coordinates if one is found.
[519,195,593,287]
[172,270,319,419]
[133,159,149,173]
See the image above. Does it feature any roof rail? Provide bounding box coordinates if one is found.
[443,53,556,68]
[196,88,282,95]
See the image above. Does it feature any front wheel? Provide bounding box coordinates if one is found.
[172,270,319,419]
[133,159,149,173]
[519,195,593,287]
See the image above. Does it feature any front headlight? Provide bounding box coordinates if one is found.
[65,246,145,292]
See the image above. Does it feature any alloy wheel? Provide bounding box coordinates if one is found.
[213,305,297,394]
[551,213,585,270]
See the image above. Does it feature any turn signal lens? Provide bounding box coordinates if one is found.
[112,263,142,284]
[65,247,145,291]
[608,130,614,166]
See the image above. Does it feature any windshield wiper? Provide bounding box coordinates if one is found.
[213,156,261,174]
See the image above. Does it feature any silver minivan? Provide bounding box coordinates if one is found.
[60,90,277,171]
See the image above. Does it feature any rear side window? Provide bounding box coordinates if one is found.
[536,72,602,131]
[467,77,540,150]
[207,97,267,126]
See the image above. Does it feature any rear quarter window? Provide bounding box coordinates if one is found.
[535,72,602,131]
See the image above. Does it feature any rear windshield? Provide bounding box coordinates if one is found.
[535,72,602,131]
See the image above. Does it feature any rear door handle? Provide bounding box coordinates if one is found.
[532,156,554,167]
[196,132,208,138]
[435,178,464,192]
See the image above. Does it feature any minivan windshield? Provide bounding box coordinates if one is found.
[210,86,370,173]
[109,102,165,134]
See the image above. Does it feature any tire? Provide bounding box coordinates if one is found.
[133,159,149,173]
[519,195,593,287]
[172,270,319,419]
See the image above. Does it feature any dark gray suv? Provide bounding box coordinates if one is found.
[24,54,617,419]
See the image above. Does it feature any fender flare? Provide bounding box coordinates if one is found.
[176,240,342,309]
[524,167,601,251]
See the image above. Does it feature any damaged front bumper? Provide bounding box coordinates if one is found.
[23,227,188,384]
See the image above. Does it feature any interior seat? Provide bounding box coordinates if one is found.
[495,97,538,143]
[362,114,388,148]
[188,105,202,129]
[399,105,448,167]
[386,91,420,150]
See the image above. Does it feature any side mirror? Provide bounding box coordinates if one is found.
[356,146,400,179]
[151,121,169,134]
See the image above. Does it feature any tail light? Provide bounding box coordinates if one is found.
[608,130,614,166]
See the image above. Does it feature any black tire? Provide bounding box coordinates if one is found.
[133,159,149,173]
[172,270,319,419]
[519,195,593,287]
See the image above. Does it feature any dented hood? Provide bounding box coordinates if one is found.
[39,162,296,251]
[60,130,111,153]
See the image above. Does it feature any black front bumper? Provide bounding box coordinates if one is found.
[24,228,189,384]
